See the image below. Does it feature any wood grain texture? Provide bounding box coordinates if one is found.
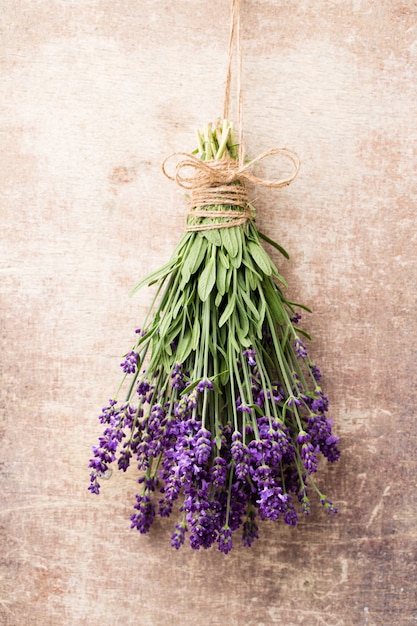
[1,1,416,624]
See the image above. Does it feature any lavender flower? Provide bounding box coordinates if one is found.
[294,337,308,358]
[300,441,319,474]
[320,496,338,516]
[194,428,212,465]
[196,378,214,393]
[130,494,155,534]
[171,363,185,391]
[120,350,139,374]
[171,523,187,549]
[243,349,257,366]
[210,456,227,487]
[310,363,322,382]
[218,525,233,554]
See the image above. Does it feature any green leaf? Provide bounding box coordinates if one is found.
[230,228,243,268]
[245,403,264,416]
[228,330,241,355]
[179,370,226,397]
[176,330,193,363]
[219,292,236,327]
[191,317,201,350]
[237,268,246,292]
[239,290,260,321]
[247,268,258,291]
[271,270,288,288]
[287,300,313,314]
[218,248,230,269]
[163,317,182,348]
[293,327,312,341]
[211,370,228,393]
[237,301,250,337]
[242,250,262,281]
[129,259,179,297]
[258,295,266,330]
[225,265,234,292]
[219,359,229,385]
[161,351,172,374]
[190,236,208,273]
[221,227,238,257]
[198,255,216,301]
[280,324,290,351]
[263,279,285,325]
[159,310,174,337]
[216,260,227,296]
[236,324,251,347]
[203,229,222,246]
[258,230,290,259]
[172,292,186,319]
[247,240,272,276]
[182,237,205,282]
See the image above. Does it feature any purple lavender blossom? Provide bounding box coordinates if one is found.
[137,380,153,402]
[187,505,218,550]
[196,378,214,393]
[194,428,213,465]
[130,494,155,533]
[231,432,250,480]
[296,430,310,445]
[257,417,294,466]
[236,399,252,414]
[290,311,302,324]
[254,470,290,522]
[117,447,132,472]
[97,399,119,424]
[120,350,139,374]
[88,403,127,494]
[171,363,185,391]
[243,349,257,366]
[210,456,228,488]
[320,496,338,516]
[300,441,319,474]
[309,389,329,414]
[294,337,308,358]
[284,505,298,526]
[218,525,233,554]
[310,363,322,382]
[307,414,340,462]
[171,523,187,549]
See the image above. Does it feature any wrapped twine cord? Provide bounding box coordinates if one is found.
[162,0,301,231]
[162,149,300,231]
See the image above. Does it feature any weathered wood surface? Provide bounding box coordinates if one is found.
[1,1,416,624]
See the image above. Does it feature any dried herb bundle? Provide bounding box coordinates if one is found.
[88,120,340,553]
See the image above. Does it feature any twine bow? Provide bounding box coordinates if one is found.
[162,148,301,231]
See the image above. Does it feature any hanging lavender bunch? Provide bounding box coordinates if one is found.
[88,119,340,554]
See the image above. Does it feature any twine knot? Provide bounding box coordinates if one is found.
[162,148,300,232]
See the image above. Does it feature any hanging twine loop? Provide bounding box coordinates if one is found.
[162,0,300,232]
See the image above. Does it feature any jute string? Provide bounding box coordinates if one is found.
[162,0,300,232]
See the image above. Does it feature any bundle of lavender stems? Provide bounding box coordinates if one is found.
[88,120,340,554]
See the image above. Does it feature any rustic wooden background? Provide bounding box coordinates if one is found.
[1,1,416,624]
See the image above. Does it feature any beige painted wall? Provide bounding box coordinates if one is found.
[1,1,416,624]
